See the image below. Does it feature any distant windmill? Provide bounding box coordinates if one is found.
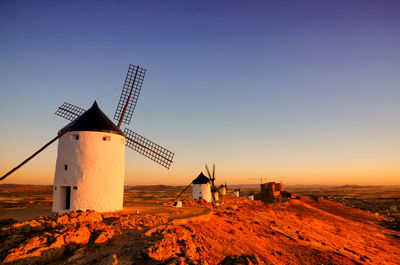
[175,164,216,203]
[192,172,212,202]
[219,182,227,196]
[233,187,240,197]
[0,64,174,213]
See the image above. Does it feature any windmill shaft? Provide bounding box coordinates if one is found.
[124,135,173,163]
[0,129,70,182]
[117,66,140,128]
[176,182,193,200]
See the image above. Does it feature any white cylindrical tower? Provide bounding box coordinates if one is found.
[219,184,227,196]
[52,102,125,213]
[213,191,219,201]
[192,172,212,202]
[233,189,240,197]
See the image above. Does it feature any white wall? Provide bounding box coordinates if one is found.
[192,183,212,202]
[213,191,219,201]
[52,131,125,213]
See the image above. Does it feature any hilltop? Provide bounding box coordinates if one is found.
[1,194,399,264]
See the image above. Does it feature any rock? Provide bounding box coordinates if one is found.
[64,226,91,244]
[68,247,86,262]
[28,219,42,227]
[78,211,103,223]
[0,227,12,236]
[94,229,115,244]
[56,215,70,224]
[157,257,187,265]
[29,219,44,231]
[12,223,31,233]
[157,257,208,265]
[69,212,78,218]
[49,234,65,248]
[98,254,119,265]
[218,254,260,265]
[4,236,48,263]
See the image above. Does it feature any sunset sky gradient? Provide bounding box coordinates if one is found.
[0,1,399,186]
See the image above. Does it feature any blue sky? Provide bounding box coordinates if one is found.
[0,0,399,185]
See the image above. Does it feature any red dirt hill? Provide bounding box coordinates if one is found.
[1,195,399,264]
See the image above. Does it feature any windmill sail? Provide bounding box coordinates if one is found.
[124,128,174,169]
[212,164,215,180]
[55,102,86,121]
[205,164,212,180]
[114,65,146,127]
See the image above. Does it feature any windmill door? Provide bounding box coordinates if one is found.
[60,186,71,210]
[65,186,71,210]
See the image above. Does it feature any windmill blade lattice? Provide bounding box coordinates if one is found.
[124,128,174,169]
[205,164,212,179]
[55,102,86,121]
[212,164,215,180]
[114,65,146,127]
[206,164,213,180]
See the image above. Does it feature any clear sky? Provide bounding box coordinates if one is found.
[0,0,399,186]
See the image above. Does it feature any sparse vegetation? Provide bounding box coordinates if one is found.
[1,184,400,264]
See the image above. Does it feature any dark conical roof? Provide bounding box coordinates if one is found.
[58,101,124,136]
[193,172,210,184]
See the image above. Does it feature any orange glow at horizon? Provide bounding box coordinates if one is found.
[1,152,399,186]
[1,0,400,189]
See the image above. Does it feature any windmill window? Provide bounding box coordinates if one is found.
[64,165,68,170]
[54,187,57,191]
[73,186,77,190]
[103,136,111,141]
[74,135,79,140]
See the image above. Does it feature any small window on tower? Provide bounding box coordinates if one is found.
[75,135,79,140]
[54,187,57,191]
[73,186,77,190]
[102,136,111,141]
[64,165,68,170]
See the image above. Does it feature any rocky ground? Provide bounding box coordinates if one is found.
[1,195,400,265]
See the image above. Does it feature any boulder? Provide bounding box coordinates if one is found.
[64,226,91,244]
[94,229,115,244]
[218,254,260,265]
[67,247,86,262]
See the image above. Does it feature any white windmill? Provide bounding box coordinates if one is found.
[175,164,216,203]
[219,182,227,196]
[0,64,174,213]
[192,172,212,202]
[233,188,240,197]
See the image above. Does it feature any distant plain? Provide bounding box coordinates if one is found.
[1,184,399,222]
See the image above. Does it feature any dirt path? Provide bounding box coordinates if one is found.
[0,203,211,223]
[0,207,53,222]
